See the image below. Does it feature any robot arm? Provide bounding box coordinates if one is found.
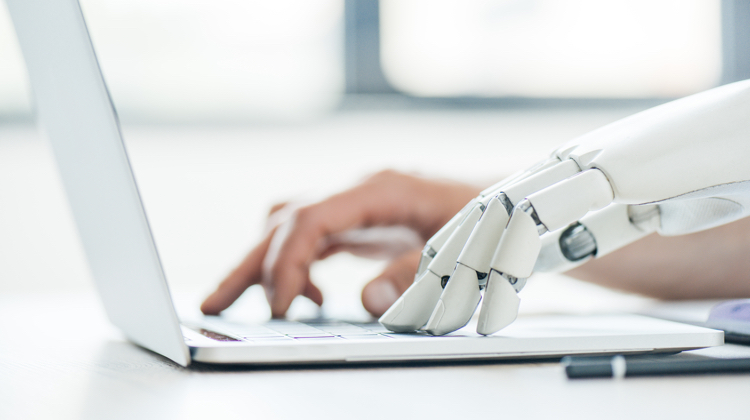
[381,79,750,336]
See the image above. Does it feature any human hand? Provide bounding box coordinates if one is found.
[200,170,482,318]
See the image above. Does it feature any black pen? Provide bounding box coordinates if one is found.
[562,355,750,379]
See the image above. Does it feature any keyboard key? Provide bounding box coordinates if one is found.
[266,323,327,335]
[352,323,391,333]
[302,321,349,326]
[249,336,295,341]
[384,333,434,339]
[288,333,336,338]
[341,334,391,340]
[240,334,285,339]
[206,322,277,336]
[317,326,370,335]
[293,336,342,341]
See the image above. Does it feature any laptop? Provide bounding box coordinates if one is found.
[6,0,723,367]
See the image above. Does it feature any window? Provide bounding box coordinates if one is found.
[380,0,723,98]
[0,0,345,122]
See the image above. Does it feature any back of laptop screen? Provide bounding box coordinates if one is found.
[6,0,190,366]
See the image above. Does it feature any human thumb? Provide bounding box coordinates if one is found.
[361,249,422,317]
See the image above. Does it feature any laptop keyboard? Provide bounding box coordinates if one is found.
[186,319,437,343]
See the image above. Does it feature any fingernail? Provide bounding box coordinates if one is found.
[363,280,400,316]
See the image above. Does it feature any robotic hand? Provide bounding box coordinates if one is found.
[380,79,750,336]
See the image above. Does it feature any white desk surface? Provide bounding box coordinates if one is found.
[3,292,750,420]
[3,108,750,419]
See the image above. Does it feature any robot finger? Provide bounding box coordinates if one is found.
[457,159,581,277]
[414,156,564,278]
[380,203,484,332]
[420,159,582,335]
[423,263,482,335]
[477,169,615,335]
[476,270,521,335]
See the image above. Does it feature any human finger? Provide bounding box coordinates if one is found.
[317,226,424,260]
[302,277,324,306]
[361,249,422,317]
[200,231,275,315]
[263,179,418,317]
[268,202,289,216]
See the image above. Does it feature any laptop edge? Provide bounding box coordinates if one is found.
[7,0,190,366]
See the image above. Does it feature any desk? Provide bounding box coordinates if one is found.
[3,109,750,419]
[2,292,750,420]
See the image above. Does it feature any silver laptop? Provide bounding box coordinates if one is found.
[7,0,723,367]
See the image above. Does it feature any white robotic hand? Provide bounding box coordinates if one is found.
[380,79,750,336]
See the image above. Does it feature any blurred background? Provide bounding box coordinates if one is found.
[1,0,748,319]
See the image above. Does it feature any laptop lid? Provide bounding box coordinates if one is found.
[6,0,190,366]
